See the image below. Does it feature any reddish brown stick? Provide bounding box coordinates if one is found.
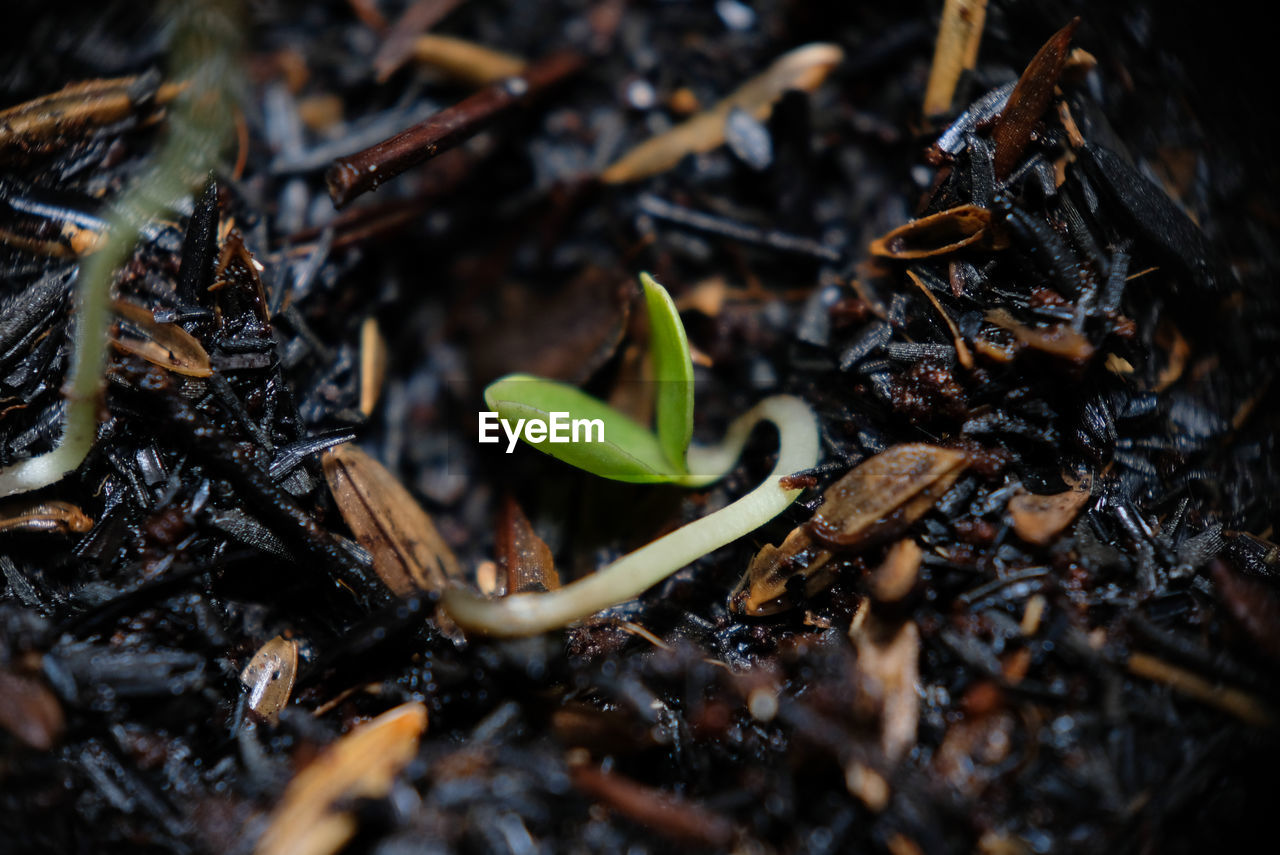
[326,51,583,208]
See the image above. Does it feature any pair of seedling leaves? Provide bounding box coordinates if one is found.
[484,273,707,485]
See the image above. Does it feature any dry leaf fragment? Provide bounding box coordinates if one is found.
[358,317,387,417]
[240,635,299,725]
[810,444,968,549]
[0,499,93,535]
[323,444,462,597]
[1007,474,1092,546]
[991,18,1079,179]
[985,308,1095,362]
[869,205,998,259]
[923,0,989,118]
[412,34,527,85]
[870,539,922,602]
[496,494,560,594]
[730,525,835,617]
[0,76,186,156]
[473,266,634,385]
[111,299,213,378]
[255,702,427,855]
[906,269,974,369]
[851,617,920,764]
[601,43,843,183]
[372,0,465,82]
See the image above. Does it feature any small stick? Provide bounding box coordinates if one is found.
[638,193,841,262]
[326,50,583,208]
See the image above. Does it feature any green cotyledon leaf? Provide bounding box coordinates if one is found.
[640,272,694,473]
[484,374,681,483]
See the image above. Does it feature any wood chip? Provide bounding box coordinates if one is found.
[0,498,93,535]
[255,702,428,855]
[1007,474,1092,546]
[111,299,213,378]
[239,635,299,725]
[991,18,1079,179]
[322,444,462,597]
[601,43,843,183]
[412,34,527,85]
[809,444,968,549]
[0,667,64,750]
[869,205,999,259]
[923,0,989,118]
[870,539,922,602]
[496,494,560,594]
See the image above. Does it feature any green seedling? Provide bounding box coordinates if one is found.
[443,273,820,636]
[481,273,708,485]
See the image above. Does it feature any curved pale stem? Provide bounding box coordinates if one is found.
[442,394,819,637]
[0,1,240,498]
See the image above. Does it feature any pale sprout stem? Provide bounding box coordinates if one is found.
[0,1,240,498]
[442,394,820,637]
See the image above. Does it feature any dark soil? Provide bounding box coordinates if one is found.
[3,2,1279,853]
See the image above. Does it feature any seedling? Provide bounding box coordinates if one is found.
[443,273,819,636]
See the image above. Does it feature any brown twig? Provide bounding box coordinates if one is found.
[325,50,583,208]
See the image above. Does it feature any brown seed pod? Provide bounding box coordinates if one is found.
[809,444,969,549]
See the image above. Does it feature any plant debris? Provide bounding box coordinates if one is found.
[3,3,1279,853]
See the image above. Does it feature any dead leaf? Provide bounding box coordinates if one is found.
[240,635,299,725]
[255,702,427,855]
[112,299,213,378]
[1007,474,1092,546]
[985,308,1095,362]
[473,266,635,385]
[730,525,835,617]
[809,444,968,549]
[851,617,920,764]
[991,18,1079,179]
[870,539,922,602]
[923,0,989,118]
[602,43,843,183]
[359,317,387,417]
[869,205,999,259]
[0,76,185,156]
[907,269,974,369]
[412,34,526,85]
[323,444,462,596]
